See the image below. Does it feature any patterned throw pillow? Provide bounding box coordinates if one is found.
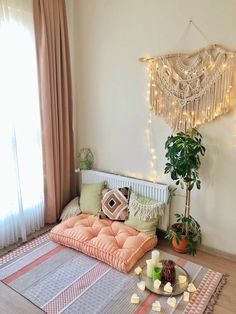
[100,187,130,221]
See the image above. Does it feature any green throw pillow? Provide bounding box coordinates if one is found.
[125,213,158,236]
[80,182,105,215]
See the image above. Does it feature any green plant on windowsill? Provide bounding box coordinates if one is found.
[164,128,205,256]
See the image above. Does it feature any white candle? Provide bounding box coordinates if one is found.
[151,250,160,265]
[146,259,154,277]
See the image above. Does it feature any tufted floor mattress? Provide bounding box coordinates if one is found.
[50,214,157,273]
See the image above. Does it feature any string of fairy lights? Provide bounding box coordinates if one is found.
[145,62,158,182]
[143,49,235,180]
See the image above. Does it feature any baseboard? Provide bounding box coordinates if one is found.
[157,231,236,262]
[199,244,236,262]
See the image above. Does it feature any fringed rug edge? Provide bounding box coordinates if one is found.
[204,274,228,314]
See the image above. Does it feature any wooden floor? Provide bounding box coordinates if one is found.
[158,239,236,314]
[0,281,44,314]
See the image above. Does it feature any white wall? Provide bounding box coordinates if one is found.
[70,0,236,255]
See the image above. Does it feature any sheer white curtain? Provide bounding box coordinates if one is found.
[0,0,44,248]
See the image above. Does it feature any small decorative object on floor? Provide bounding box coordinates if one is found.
[178,275,187,284]
[167,297,177,308]
[152,300,161,312]
[137,281,146,291]
[153,279,161,290]
[164,282,173,293]
[130,293,140,304]
[78,148,94,170]
[188,282,197,293]
[134,266,142,275]
[162,260,176,284]
[184,291,190,302]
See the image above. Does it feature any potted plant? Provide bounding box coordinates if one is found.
[164,128,205,256]
[78,148,94,170]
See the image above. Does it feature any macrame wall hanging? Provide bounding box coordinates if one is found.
[140,22,235,132]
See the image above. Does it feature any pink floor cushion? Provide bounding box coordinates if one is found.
[50,213,157,273]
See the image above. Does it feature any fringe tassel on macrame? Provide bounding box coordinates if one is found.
[129,192,165,221]
[145,44,235,132]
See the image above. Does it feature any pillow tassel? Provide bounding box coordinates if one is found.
[128,193,165,221]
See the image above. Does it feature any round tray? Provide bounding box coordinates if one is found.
[140,263,189,296]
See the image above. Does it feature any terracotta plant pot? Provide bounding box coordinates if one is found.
[171,223,190,254]
[172,235,190,253]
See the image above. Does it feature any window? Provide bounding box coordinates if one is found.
[0,0,44,247]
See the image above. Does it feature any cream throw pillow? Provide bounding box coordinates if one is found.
[125,191,164,236]
[125,213,158,236]
[60,196,81,221]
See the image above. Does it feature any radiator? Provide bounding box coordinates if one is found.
[80,169,170,231]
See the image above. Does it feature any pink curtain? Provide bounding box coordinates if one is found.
[33,0,75,223]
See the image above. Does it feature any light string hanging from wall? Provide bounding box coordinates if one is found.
[140,20,236,133]
[145,62,158,182]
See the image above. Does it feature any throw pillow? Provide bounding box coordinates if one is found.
[100,187,130,221]
[128,191,165,220]
[60,196,81,221]
[80,181,105,215]
[124,191,165,236]
[125,213,158,236]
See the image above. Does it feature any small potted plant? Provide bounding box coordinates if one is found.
[78,148,94,170]
[164,128,205,256]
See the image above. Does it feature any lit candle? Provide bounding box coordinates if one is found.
[151,250,160,265]
[146,259,154,278]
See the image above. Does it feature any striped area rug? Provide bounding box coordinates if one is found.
[0,232,226,314]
